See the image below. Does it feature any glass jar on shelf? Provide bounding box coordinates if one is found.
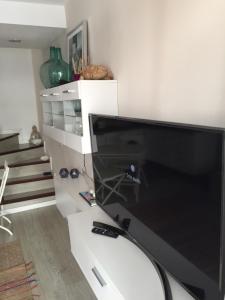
[74,116,83,136]
[74,100,81,117]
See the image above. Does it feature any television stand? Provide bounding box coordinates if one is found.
[68,205,166,300]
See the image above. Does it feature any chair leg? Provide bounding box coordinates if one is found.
[0,225,13,236]
[2,215,12,224]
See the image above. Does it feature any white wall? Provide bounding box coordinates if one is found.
[31,49,45,133]
[0,48,39,143]
[0,0,66,28]
[46,0,225,299]
[156,0,225,127]
[63,0,225,127]
[63,0,163,120]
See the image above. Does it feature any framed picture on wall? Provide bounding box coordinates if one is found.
[67,21,88,75]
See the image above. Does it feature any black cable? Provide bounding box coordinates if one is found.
[82,153,94,183]
[155,262,173,300]
[122,233,173,300]
[83,153,86,170]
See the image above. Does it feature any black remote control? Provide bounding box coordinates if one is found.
[43,171,52,176]
[92,227,119,238]
[93,221,126,236]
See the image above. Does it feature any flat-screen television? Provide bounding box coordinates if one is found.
[89,114,225,300]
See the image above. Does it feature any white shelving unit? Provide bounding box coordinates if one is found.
[68,205,165,300]
[42,81,166,300]
[40,80,118,153]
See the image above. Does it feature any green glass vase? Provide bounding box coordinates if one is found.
[49,48,72,87]
[40,46,56,89]
[40,47,72,88]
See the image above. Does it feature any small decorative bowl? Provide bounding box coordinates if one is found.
[31,139,42,145]
[40,155,49,161]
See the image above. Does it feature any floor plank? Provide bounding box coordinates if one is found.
[0,206,97,300]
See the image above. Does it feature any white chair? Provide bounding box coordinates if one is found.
[0,161,13,236]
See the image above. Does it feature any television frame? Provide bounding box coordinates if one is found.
[89,113,225,300]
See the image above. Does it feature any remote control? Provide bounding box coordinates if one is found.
[93,221,126,236]
[43,171,52,176]
[92,227,119,238]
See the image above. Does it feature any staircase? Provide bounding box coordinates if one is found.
[0,133,55,214]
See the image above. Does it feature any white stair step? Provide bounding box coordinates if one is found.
[4,174,54,195]
[0,147,44,165]
[4,196,56,215]
[4,179,54,195]
[1,163,51,179]
[0,133,19,152]
[3,187,55,204]
[0,157,51,178]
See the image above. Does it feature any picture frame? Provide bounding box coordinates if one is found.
[67,21,88,75]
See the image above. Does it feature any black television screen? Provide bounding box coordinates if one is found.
[89,114,225,300]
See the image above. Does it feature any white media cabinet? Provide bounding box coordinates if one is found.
[68,205,165,300]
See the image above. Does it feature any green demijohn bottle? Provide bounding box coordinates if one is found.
[40,47,72,88]
[40,46,56,88]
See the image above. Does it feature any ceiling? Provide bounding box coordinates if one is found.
[0,24,65,49]
[0,0,66,49]
[4,0,64,5]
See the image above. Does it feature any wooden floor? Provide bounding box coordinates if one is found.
[0,206,97,300]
